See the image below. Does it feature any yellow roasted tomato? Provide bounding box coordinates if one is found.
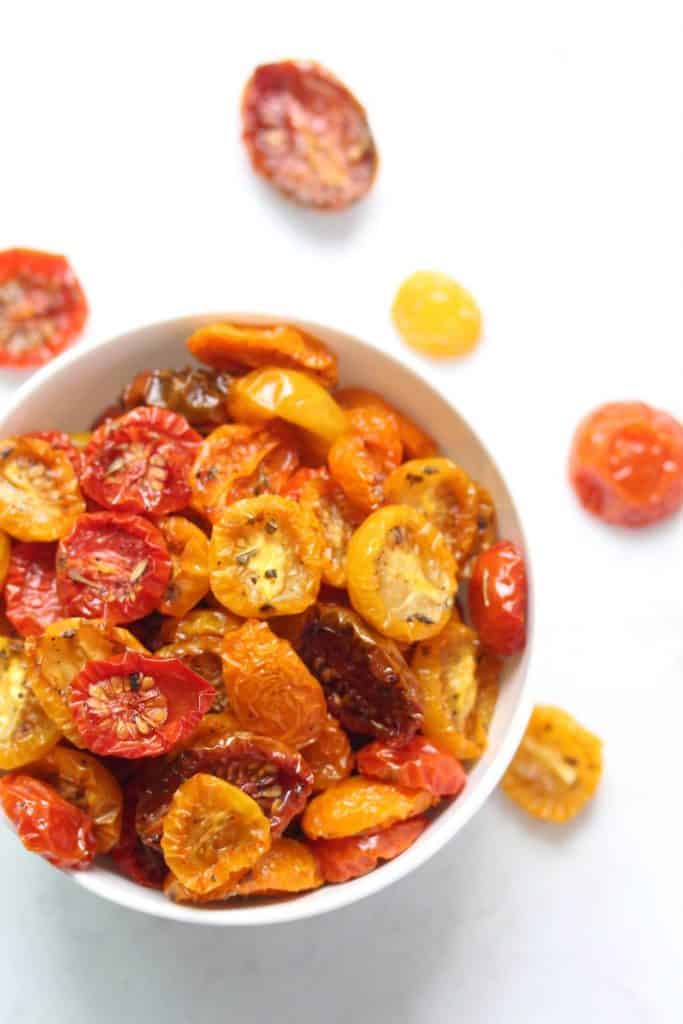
[0,636,60,770]
[392,270,482,358]
[0,437,85,541]
[0,530,10,589]
[157,515,210,617]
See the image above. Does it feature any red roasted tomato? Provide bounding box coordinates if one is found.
[356,736,466,797]
[26,431,83,476]
[110,780,166,888]
[4,542,63,636]
[468,541,527,656]
[0,773,96,869]
[310,816,428,883]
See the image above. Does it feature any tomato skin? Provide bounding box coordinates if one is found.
[468,541,527,656]
[569,402,683,527]
[310,816,428,883]
[0,249,88,367]
[26,431,83,476]
[356,736,466,797]
[5,542,63,636]
[111,780,166,888]
[0,774,96,869]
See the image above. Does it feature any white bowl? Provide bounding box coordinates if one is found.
[0,313,534,926]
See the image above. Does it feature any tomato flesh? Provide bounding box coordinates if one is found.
[5,542,63,636]
[0,773,96,869]
[468,541,527,656]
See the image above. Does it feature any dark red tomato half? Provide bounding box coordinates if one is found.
[0,249,88,367]
[0,773,96,869]
[110,780,166,888]
[468,540,527,656]
[4,542,63,637]
[310,816,428,884]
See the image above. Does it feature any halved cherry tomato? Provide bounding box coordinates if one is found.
[0,530,9,589]
[0,774,96,869]
[310,815,428,883]
[0,436,85,542]
[303,714,354,792]
[4,542,63,636]
[209,495,323,617]
[161,774,271,895]
[157,516,209,617]
[392,270,482,358]
[0,636,60,769]
[121,366,232,434]
[302,776,432,840]
[335,388,437,459]
[158,607,242,647]
[56,512,171,623]
[156,640,229,713]
[468,540,527,655]
[462,484,498,577]
[190,423,300,522]
[69,650,214,758]
[0,249,88,367]
[298,469,364,587]
[357,736,466,797]
[232,838,323,896]
[569,401,683,527]
[346,505,457,641]
[26,431,83,476]
[81,407,201,516]
[328,405,403,512]
[111,780,166,888]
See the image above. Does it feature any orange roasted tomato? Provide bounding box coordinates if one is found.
[187,321,338,386]
[0,530,9,588]
[302,714,354,792]
[569,401,683,527]
[310,816,428,883]
[296,468,363,587]
[158,607,242,647]
[302,776,432,840]
[157,516,209,617]
[0,774,96,869]
[357,736,466,797]
[190,423,300,523]
[335,388,437,459]
[81,407,201,516]
[346,505,457,641]
[26,431,84,476]
[161,774,271,895]
[209,495,323,617]
[328,404,403,512]
[462,484,498,577]
[4,542,63,636]
[221,620,326,748]
[468,541,527,655]
[502,705,603,823]
[0,636,60,770]
[156,640,229,714]
[384,458,479,568]
[0,436,85,542]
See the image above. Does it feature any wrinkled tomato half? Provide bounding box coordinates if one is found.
[0,636,60,770]
[26,431,83,476]
[302,776,432,840]
[335,388,437,460]
[111,780,166,888]
[0,249,88,367]
[356,736,466,797]
[157,515,210,617]
[0,773,96,869]
[328,404,403,512]
[4,542,63,636]
[468,541,527,656]
[121,366,232,434]
[310,816,428,883]
[303,714,354,792]
[0,436,85,542]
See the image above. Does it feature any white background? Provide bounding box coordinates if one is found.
[2,2,682,1021]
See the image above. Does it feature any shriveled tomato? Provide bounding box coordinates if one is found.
[469,541,527,655]
[347,505,457,642]
[0,436,85,542]
[159,607,242,647]
[156,516,209,617]
[303,714,353,792]
[0,774,95,868]
[462,484,498,577]
[190,423,300,522]
[297,469,363,587]
[302,776,432,840]
[111,780,166,888]
[335,388,437,460]
[233,838,323,896]
[357,736,466,797]
[81,407,200,516]
[502,705,603,823]
[0,637,60,770]
[162,774,271,895]
[26,431,83,476]
[299,604,423,741]
[210,495,323,617]
[384,458,479,568]
[241,61,378,211]
[56,512,171,623]
[4,542,63,636]
[392,270,482,358]
[0,249,88,367]
[121,366,232,434]
[569,401,683,527]
[310,815,428,883]
[328,405,403,512]
[69,650,214,758]
[222,620,326,748]
[156,640,229,713]
[0,530,9,589]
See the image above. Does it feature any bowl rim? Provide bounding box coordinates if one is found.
[0,312,535,926]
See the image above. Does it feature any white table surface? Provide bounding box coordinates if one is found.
[2,2,682,1021]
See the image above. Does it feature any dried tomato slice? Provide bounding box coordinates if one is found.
[0,436,85,542]
[0,636,60,770]
[111,780,166,889]
[356,736,466,797]
[335,389,437,460]
[241,61,378,210]
[0,774,96,869]
[302,776,432,840]
[232,838,323,897]
[157,515,209,617]
[156,641,229,713]
[81,407,201,516]
[0,249,88,367]
[303,714,353,792]
[56,512,171,623]
[26,431,83,476]
[468,540,527,655]
[121,366,232,434]
[310,816,428,883]
[462,484,498,578]
[69,650,215,758]
[328,405,403,512]
[227,367,347,446]
[4,542,63,636]
[297,468,364,588]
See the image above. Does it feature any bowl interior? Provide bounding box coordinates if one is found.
[0,314,533,925]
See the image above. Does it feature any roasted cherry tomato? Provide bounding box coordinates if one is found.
[156,640,229,713]
[299,604,423,741]
[469,541,527,655]
[232,838,323,897]
[310,815,428,883]
[190,423,300,522]
[502,705,603,823]
[121,366,232,434]
[81,407,201,516]
[328,405,403,512]
[302,776,432,840]
[228,367,347,447]
[569,401,683,527]
[157,516,209,617]
[0,436,85,542]
[111,780,166,888]
[158,607,242,647]
[0,637,59,770]
[384,458,479,568]
[23,745,122,853]
[4,542,63,636]
[161,774,271,895]
[302,714,354,792]
[293,468,363,587]
[28,617,146,748]
[346,505,457,642]
[0,249,88,367]
[392,270,482,358]
[56,512,172,624]
[69,650,215,758]
[222,620,326,748]
[210,495,323,618]
[241,61,378,211]
[0,774,96,869]
[357,736,466,797]
[0,530,9,588]
[462,484,498,577]
[26,431,83,476]
[335,388,437,459]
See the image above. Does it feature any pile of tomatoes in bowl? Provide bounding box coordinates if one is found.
[0,320,528,907]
